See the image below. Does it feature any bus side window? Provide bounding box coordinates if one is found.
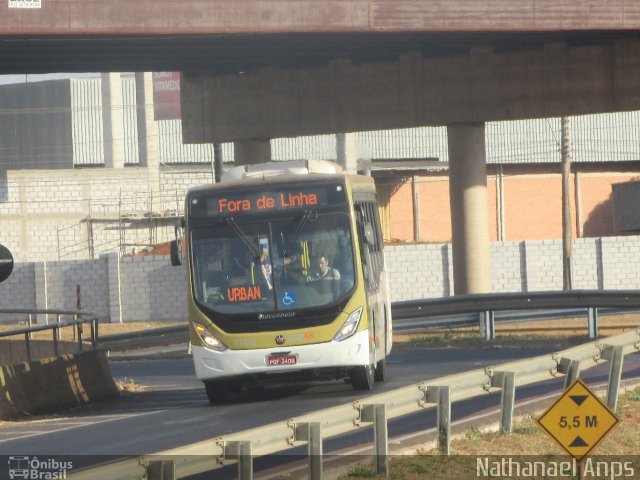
[356,200,383,291]
[355,205,373,291]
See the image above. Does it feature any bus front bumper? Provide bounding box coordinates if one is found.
[192,330,370,382]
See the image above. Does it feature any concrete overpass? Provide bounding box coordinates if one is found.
[3,0,640,294]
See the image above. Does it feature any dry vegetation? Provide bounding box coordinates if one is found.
[114,377,146,393]
[341,386,640,479]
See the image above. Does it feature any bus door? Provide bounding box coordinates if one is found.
[355,200,386,359]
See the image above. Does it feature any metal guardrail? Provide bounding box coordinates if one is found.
[391,290,640,320]
[92,290,640,353]
[69,327,640,480]
[95,308,629,354]
[97,325,188,352]
[0,290,640,355]
[392,290,640,340]
[393,307,640,337]
[0,308,98,362]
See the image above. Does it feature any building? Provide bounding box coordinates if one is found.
[1,74,640,262]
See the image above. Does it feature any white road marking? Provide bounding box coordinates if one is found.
[0,410,163,444]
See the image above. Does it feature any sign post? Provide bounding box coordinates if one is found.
[0,244,13,283]
[538,378,620,476]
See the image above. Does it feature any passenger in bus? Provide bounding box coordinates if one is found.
[258,252,295,285]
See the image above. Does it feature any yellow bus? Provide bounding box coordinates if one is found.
[174,160,392,403]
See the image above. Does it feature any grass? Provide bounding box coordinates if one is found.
[400,330,589,349]
[340,385,640,479]
[397,312,640,349]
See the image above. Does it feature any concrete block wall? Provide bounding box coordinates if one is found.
[521,240,564,292]
[386,236,640,300]
[491,241,524,292]
[572,238,602,290]
[160,167,213,212]
[34,262,48,324]
[2,235,640,323]
[45,259,110,320]
[0,220,21,259]
[104,253,123,323]
[119,255,187,322]
[385,243,452,301]
[0,263,36,323]
[0,167,191,262]
[600,236,640,290]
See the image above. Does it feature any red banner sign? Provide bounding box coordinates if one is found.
[152,72,181,120]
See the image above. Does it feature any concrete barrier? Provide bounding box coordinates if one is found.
[0,338,82,365]
[0,349,119,419]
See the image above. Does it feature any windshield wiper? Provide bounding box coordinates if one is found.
[225,217,260,258]
[284,210,315,257]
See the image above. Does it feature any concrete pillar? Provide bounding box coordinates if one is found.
[233,139,271,166]
[18,176,29,261]
[136,72,161,196]
[336,133,359,173]
[34,261,48,324]
[101,73,126,169]
[103,252,123,323]
[447,123,492,294]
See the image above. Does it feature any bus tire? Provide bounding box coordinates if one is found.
[374,358,386,382]
[204,379,238,404]
[350,362,375,390]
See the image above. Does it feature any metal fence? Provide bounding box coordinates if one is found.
[0,308,98,362]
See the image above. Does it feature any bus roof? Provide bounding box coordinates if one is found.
[222,159,342,182]
[187,160,375,196]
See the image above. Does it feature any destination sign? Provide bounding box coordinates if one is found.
[211,190,325,215]
[191,186,346,218]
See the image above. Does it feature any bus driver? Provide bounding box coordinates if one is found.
[308,255,340,282]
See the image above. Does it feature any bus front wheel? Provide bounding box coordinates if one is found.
[350,362,375,390]
[204,379,241,404]
[374,358,386,382]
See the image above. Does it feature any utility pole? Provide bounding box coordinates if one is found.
[214,143,224,183]
[561,116,573,290]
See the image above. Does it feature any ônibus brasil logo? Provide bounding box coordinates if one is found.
[8,456,72,480]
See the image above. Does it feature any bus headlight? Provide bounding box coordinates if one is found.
[193,322,227,351]
[333,307,363,342]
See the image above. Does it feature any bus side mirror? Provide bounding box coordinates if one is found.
[170,221,184,267]
[170,240,182,266]
[364,222,376,247]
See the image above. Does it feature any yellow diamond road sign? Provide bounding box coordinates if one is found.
[537,378,620,462]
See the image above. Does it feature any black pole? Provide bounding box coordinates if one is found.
[214,143,224,183]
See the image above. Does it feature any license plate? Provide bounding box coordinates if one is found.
[266,354,298,366]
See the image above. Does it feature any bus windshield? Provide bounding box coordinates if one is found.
[191,211,355,315]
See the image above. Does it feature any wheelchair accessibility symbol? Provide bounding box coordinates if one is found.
[282,291,296,306]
